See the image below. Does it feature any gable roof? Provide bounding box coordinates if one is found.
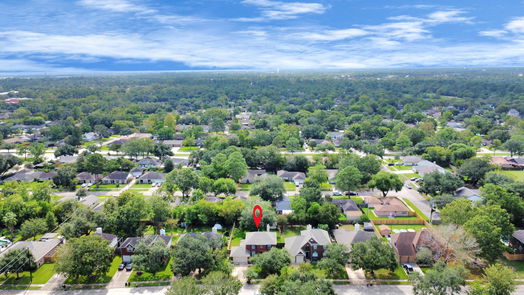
[76,172,96,181]
[244,232,277,245]
[275,195,292,212]
[333,229,374,248]
[277,170,306,180]
[138,172,165,180]
[104,171,128,180]
[513,230,524,244]
[120,235,171,249]
[1,239,61,262]
[285,228,331,257]
[331,199,359,212]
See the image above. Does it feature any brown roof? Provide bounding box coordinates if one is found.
[392,232,417,256]
[379,225,391,235]
[364,197,382,205]
[375,204,408,213]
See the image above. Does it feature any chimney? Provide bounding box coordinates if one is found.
[160,229,166,236]
[306,224,312,230]
[266,224,270,232]
[96,227,102,234]
[212,227,217,234]
[355,223,360,231]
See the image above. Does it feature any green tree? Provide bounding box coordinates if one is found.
[349,238,397,275]
[56,236,113,280]
[316,202,341,228]
[166,277,204,295]
[410,261,467,295]
[239,198,277,231]
[317,243,349,275]
[28,143,45,163]
[213,178,237,195]
[440,199,477,225]
[172,235,215,276]
[133,237,170,275]
[503,138,524,156]
[307,164,328,184]
[104,191,151,237]
[367,171,403,197]
[3,211,17,239]
[20,218,47,240]
[52,164,77,190]
[335,166,362,192]
[149,196,171,229]
[164,158,174,173]
[458,157,492,185]
[464,215,503,263]
[165,168,198,197]
[0,248,36,279]
[468,263,516,295]
[201,271,242,295]
[286,137,302,152]
[250,175,285,202]
[419,171,464,195]
[481,184,524,226]
[423,146,452,167]
[251,248,291,278]
[54,144,77,157]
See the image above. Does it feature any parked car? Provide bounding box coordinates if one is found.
[406,184,413,189]
[125,264,132,271]
[410,177,418,181]
[345,191,358,196]
[403,263,414,273]
[333,191,342,196]
[118,264,125,271]
[387,163,395,166]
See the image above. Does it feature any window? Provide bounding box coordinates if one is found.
[312,252,318,257]
[267,245,272,249]
[313,245,317,250]
[251,245,256,249]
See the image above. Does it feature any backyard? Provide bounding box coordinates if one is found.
[495,170,524,182]
[362,208,419,221]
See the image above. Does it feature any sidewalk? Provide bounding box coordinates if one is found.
[345,266,366,285]
[41,273,66,291]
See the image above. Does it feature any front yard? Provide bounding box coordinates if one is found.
[283,182,297,191]
[365,264,408,280]
[128,258,173,282]
[65,256,122,284]
[0,263,56,286]
[495,170,524,182]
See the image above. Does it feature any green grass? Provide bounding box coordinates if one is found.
[386,224,427,232]
[495,170,524,182]
[128,259,173,282]
[280,226,307,241]
[365,265,408,280]
[179,146,197,152]
[500,258,524,278]
[339,224,355,230]
[65,256,122,284]
[402,198,429,221]
[239,184,252,191]
[362,208,418,220]
[338,213,347,221]
[403,173,421,179]
[0,263,55,285]
[350,196,364,204]
[132,184,153,188]
[284,182,297,191]
[320,183,332,191]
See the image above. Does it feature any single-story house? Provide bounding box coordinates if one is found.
[391,229,437,263]
[138,172,166,184]
[364,197,383,209]
[275,195,293,215]
[0,238,63,267]
[129,168,143,178]
[230,231,277,264]
[333,228,375,250]
[83,132,98,142]
[5,169,41,182]
[138,157,161,169]
[120,234,172,263]
[326,131,344,140]
[3,135,31,144]
[490,156,524,170]
[285,226,331,263]
[508,109,521,119]
[56,155,78,164]
[331,199,362,221]
[509,230,524,255]
[171,157,190,167]
[413,160,446,176]
[374,197,410,217]
[102,171,131,184]
[92,228,119,248]
[401,156,423,166]
[162,140,183,148]
[277,170,306,186]
[76,172,98,184]
[240,169,268,184]
[326,169,338,184]
[455,187,483,204]
[446,120,466,131]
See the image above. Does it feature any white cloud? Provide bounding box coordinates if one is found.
[426,10,473,24]
[506,17,524,33]
[295,28,369,41]
[237,0,327,21]
[479,30,507,38]
[78,0,154,14]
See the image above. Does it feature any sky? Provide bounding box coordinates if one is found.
[1,0,524,72]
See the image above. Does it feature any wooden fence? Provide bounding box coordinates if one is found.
[503,251,524,261]
[371,219,425,225]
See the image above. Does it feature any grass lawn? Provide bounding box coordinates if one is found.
[395,165,413,171]
[239,184,252,191]
[320,183,332,191]
[350,196,364,204]
[284,182,297,191]
[0,263,56,285]
[495,170,524,182]
[362,208,419,220]
[280,226,307,241]
[402,198,429,221]
[365,265,408,280]
[65,256,122,284]
[501,258,524,278]
[386,224,427,232]
[420,266,432,274]
[128,259,173,282]
[132,184,152,188]
[179,146,197,152]
[403,173,421,179]
[339,224,355,230]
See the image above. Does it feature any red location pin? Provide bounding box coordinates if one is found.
[252,205,263,229]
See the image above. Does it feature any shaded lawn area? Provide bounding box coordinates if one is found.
[395,165,413,171]
[501,258,524,278]
[132,184,153,188]
[279,226,307,241]
[65,256,122,284]
[128,259,173,282]
[365,265,408,280]
[284,182,297,191]
[351,196,364,204]
[362,208,419,220]
[402,198,429,221]
[496,170,524,182]
[320,183,332,191]
[0,263,55,285]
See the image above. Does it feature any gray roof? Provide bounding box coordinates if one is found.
[104,171,128,180]
[1,239,61,262]
[277,170,306,180]
[76,172,96,181]
[230,240,249,258]
[333,229,374,248]
[244,232,277,245]
[275,195,292,212]
[138,172,165,180]
[401,156,423,164]
[455,187,481,198]
[120,235,172,249]
[513,230,524,244]
[56,155,78,163]
[331,199,359,212]
[285,229,331,256]
[138,157,161,165]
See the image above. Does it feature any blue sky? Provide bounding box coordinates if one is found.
[1,0,524,72]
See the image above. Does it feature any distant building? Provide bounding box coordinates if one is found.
[285,227,331,263]
[0,237,62,267]
[275,195,293,215]
[138,172,165,184]
[333,228,375,249]
[277,170,306,186]
[120,234,172,263]
[102,171,130,184]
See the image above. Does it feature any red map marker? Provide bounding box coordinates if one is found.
[252,205,263,229]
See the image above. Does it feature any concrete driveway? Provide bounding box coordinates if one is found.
[106,268,132,289]
[232,266,248,283]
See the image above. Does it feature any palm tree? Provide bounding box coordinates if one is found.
[3,212,17,239]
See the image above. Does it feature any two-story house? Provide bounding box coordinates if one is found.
[229,231,277,264]
[119,234,172,263]
[285,226,331,264]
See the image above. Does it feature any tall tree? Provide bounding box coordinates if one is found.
[335,166,362,192]
[410,261,467,295]
[133,237,170,275]
[56,236,113,280]
[468,263,516,295]
[349,238,397,275]
[367,171,403,197]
